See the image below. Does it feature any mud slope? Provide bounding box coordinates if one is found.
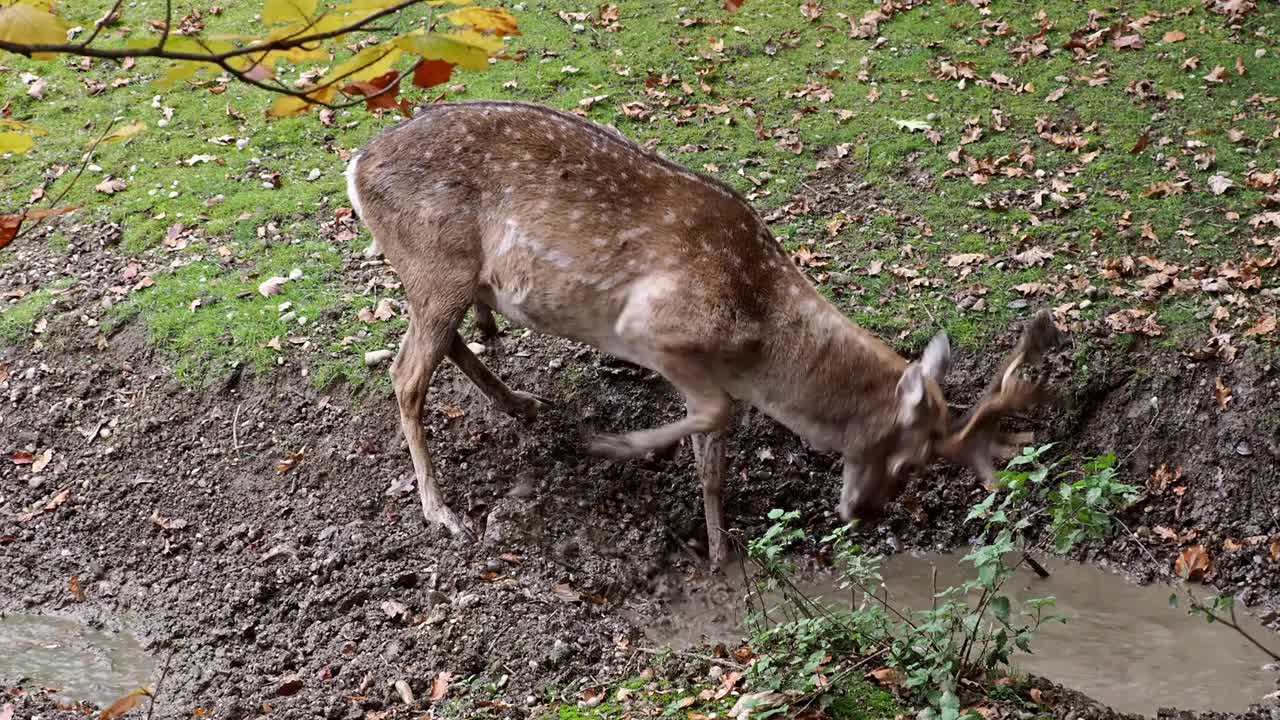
[2,228,1278,720]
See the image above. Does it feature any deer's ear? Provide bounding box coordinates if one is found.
[920,331,950,381]
[896,363,926,424]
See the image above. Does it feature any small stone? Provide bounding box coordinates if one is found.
[364,350,394,367]
[307,168,322,182]
[467,342,486,355]
[289,268,304,281]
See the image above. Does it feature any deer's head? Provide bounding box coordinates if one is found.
[838,311,1059,523]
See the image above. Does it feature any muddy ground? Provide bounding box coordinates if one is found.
[2,216,1279,720]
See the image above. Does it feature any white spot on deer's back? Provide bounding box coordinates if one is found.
[496,221,522,256]
[618,227,646,242]
[543,249,575,269]
[592,237,609,248]
[615,273,677,339]
[662,210,677,225]
[569,208,585,221]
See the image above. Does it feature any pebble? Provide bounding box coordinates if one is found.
[364,350,394,367]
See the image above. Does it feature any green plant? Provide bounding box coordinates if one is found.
[742,446,1141,720]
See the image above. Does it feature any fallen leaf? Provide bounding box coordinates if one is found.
[1175,545,1211,581]
[1162,30,1186,43]
[276,675,304,697]
[31,447,53,473]
[1148,464,1182,495]
[946,252,986,267]
[18,487,70,522]
[1207,174,1234,196]
[69,574,85,602]
[1244,314,1276,337]
[373,298,397,321]
[893,118,931,132]
[276,450,304,475]
[551,582,582,602]
[1129,132,1150,155]
[381,599,408,620]
[1213,376,1232,411]
[1029,688,1044,705]
[1153,526,1179,542]
[100,120,146,144]
[258,276,289,297]
[1013,246,1053,266]
[95,178,127,195]
[430,671,454,701]
[866,667,905,687]
[150,510,188,531]
[99,688,152,719]
[1270,537,1280,563]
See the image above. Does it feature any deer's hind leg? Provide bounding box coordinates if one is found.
[472,302,499,338]
[446,332,550,420]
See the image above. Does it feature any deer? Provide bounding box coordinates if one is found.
[345,100,1059,565]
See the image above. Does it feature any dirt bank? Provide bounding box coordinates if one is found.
[2,224,1279,720]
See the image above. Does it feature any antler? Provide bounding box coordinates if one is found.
[938,310,1060,486]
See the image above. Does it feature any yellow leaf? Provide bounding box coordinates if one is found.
[444,7,520,35]
[263,0,317,24]
[153,61,203,88]
[396,30,501,71]
[98,121,146,145]
[0,131,35,154]
[0,118,47,135]
[322,40,401,84]
[266,85,337,118]
[0,3,69,59]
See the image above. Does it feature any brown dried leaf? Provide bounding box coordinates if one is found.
[1244,314,1276,337]
[430,671,454,701]
[867,667,905,687]
[69,574,85,602]
[1213,376,1232,411]
[95,178,127,195]
[99,688,152,720]
[1175,545,1211,581]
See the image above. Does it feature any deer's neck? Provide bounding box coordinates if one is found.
[737,295,907,454]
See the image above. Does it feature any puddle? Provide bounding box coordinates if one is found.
[0,613,157,709]
[653,552,1279,716]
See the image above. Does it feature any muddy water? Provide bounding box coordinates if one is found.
[655,552,1279,715]
[0,613,156,708]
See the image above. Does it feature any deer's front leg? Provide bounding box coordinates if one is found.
[692,430,728,568]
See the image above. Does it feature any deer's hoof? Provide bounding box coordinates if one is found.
[424,506,475,542]
[507,391,551,421]
[588,433,643,459]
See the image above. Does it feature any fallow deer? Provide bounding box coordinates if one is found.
[346,100,1058,564]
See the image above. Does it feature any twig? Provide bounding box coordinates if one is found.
[12,118,118,243]
[636,646,742,670]
[231,400,245,451]
[1116,518,1279,662]
[146,648,175,720]
[1023,553,1050,579]
[79,0,127,50]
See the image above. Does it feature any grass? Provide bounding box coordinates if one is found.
[544,674,904,719]
[1,0,1277,385]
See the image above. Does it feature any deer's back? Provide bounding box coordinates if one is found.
[354,101,808,364]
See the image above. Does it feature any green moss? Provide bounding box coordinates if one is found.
[0,289,56,343]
